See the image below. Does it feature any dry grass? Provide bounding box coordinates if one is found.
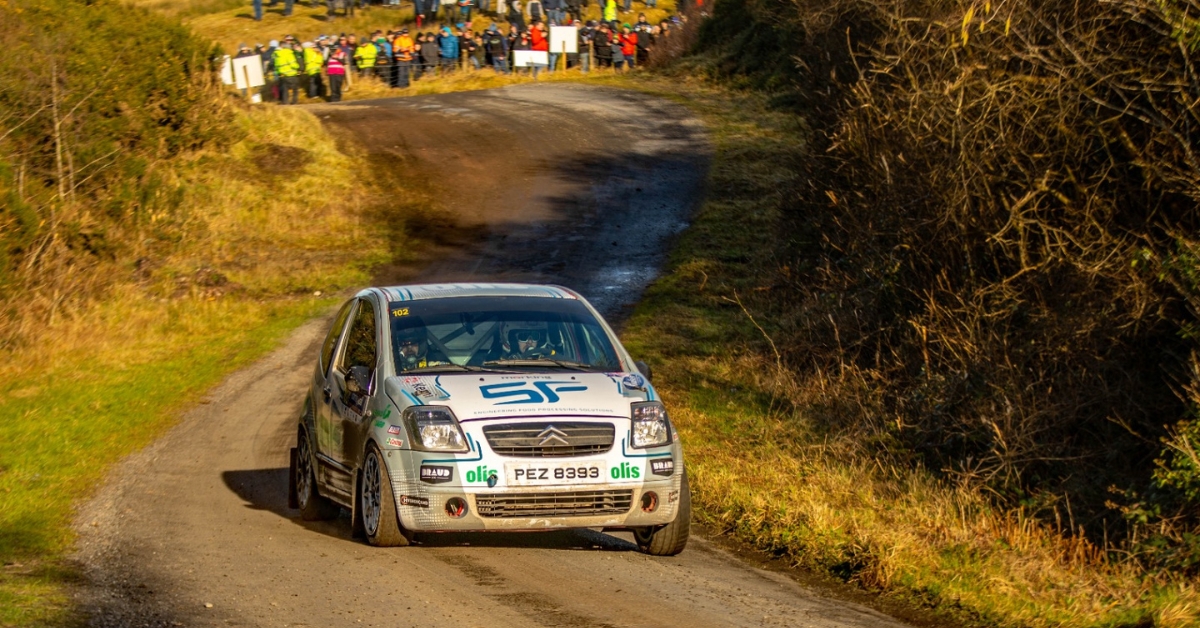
[618,72,1200,627]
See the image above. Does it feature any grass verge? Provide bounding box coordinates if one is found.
[610,73,1200,627]
[0,103,392,627]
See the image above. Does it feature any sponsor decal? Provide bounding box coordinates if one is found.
[465,465,499,485]
[386,437,404,447]
[420,465,453,484]
[610,461,642,480]
[650,459,674,477]
[479,381,589,405]
[378,407,392,419]
[668,490,680,504]
[622,373,647,391]
[374,420,386,428]
[387,425,403,435]
[411,382,436,398]
[399,495,429,508]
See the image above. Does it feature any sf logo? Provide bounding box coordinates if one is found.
[480,381,588,405]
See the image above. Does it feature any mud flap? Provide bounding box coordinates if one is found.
[287,447,300,510]
[350,468,365,539]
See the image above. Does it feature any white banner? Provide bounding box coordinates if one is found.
[549,26,577,54]
[219,55,235,85]
[513,50,549,67]
[232,56,266,90]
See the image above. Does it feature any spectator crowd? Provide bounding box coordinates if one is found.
[235,0,687,103]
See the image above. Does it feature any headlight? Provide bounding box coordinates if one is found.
[631,401,673,449]
[404,406,469,452]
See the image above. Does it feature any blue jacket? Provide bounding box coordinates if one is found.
[438,31,460,58]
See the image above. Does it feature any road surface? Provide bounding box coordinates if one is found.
[74,84,915,628]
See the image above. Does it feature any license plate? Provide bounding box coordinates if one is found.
[505,461,607,486]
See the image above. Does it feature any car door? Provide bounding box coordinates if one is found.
[315,300,355,460]
[330,296,379,468]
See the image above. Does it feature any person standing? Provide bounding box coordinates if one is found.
[303,42,325,98]
[602,0,616,25]
[252,0,263,20]
[354,36,377,78]
[617,23,635,70]
[593,22,612,67]
[373,35,394,85]
[414,0,426,28]
[273,42,302,103]
[437,26,460,74]
[483,23,508,73]
[394,28,415,87]
[325,44,347,101]
[575,20,592,72]
[507,0,525,34]
[632,13,652,66]
[530,20,548,75]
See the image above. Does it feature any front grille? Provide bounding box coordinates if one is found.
[475,490,634,518]
[483,422,615,458]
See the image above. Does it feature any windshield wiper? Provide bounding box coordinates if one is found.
[403,363,516,374]
[483,358,597,372]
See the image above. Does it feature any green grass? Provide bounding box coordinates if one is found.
[0,296,335,627]
[0,100,391,626]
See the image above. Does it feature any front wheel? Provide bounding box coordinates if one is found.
[633,470,691,556]
[360,444,410,547]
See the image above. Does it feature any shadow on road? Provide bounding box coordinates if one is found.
[221,468,639,551]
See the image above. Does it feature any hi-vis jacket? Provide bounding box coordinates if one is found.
[354,43,377,68]
[273,47,301,77]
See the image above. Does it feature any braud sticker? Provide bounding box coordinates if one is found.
[420,465,453,484]
[387,425,403,435]
[650,459,674,476]
[386,437,404,447]
[400,495,429,508]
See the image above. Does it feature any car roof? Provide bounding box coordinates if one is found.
[368,283,580,302]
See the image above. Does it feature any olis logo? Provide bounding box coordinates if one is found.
[465,465,499,487]
[479,381,588,405]
[611,462,641,480]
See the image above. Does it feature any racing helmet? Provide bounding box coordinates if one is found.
[395,325,428,367]
[501,320,549,355]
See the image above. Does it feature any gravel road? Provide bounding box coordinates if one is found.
[73,84,915,628]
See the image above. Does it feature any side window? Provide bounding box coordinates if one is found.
[320,301,354,373]
[340,300,378,378]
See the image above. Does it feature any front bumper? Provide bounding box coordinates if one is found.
[385,450,684,532]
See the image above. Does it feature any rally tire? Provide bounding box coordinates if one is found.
[634,470,691,556]
[296,427,339,521]
[361,443,410,547]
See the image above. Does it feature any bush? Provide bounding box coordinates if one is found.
[0,0,230,341]
[690,0,1200,566]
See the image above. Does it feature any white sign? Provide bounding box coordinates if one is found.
[549,25,577,54]
[232,56,266,90]
[219,55,234,85]
[513,50,549,67]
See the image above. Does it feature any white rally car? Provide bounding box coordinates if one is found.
[288,283,689,555]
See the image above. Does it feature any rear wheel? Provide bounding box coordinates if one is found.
[634,470,690,556]
[361,443,410,547]
[296,427,339,521]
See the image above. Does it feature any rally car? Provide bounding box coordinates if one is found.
[287,283,689,555]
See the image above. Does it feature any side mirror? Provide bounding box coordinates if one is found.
[635,360,653,383]
[346,365,372,395]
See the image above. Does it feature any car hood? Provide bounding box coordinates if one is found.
[383,371,654,421]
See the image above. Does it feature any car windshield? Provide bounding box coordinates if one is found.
[389,296,623,374]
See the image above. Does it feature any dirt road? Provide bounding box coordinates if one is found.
[74,84,914,628]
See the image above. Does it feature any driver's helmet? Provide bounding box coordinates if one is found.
[502,321,551,357]
[395,326,429,368]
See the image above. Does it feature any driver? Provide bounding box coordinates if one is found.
[498,321,557,359]
[394,326,451,370]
